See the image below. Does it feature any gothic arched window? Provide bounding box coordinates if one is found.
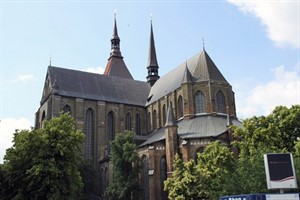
[136,113,141,135]
[148,112,151,132]
[162,105,166,125]
[152,110,157,130]
[216,90,226,114]
[84,108,94,160]
[160,156,168,200]
[62,104,71,114]
[194,91,206,114]
[107,111,115,141]
[141,155,149,200]
[125,112,132,131]
[177,95,183,119]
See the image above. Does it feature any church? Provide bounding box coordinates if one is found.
[35,15,242,200]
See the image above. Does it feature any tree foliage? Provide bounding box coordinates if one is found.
[0,113,85,200]
[164,105,300,199]
[106,131,140,200]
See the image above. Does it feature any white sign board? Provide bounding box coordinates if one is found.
[266,194,300,200]
[264,153,297,189]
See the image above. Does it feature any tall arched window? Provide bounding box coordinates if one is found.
[125,112,132,131]
[148,112,151,132]
[177,95,183,119]
[216,90,226,113]
[160,156,168,200]
[162,105,166,125]
[194,90,206,114]
[152,110,157,130]
[141,156,149,200]
[62,104,71,114]
[107,111,115,141]
[84,108,94,160]
[136,113,141,135]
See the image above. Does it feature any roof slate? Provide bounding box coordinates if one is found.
[46,66,150,106]
[146,49,228,106]
[139,114,242,146]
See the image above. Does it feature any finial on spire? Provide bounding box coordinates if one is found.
[49,54,52,66]
[202,37,205,50]
[114,9,117,16]
[150,13,153,23]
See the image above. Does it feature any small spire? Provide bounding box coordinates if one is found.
[165,104,177,127]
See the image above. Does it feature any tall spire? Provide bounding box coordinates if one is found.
[146,18,159,86]
[110,12,122,58]
[103,12,133,79]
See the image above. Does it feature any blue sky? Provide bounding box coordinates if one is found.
[0,0,299,163]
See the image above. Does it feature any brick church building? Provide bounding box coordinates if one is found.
[35,15,242,200]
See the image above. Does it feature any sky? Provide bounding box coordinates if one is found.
[0,0,299,163]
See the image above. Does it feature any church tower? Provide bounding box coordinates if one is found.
[146,20,159,86]
[103,14,133,79]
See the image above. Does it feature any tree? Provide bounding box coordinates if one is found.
[164,142,235,200]
[231,105,300,194]
[196,141,236,199]
[106,131,140,200]
[0,113,85,200]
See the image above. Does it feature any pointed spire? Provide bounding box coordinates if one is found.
[109,11,122,58]
[104,13,133,79]
[165,104,177,127]
[147,17,160,86]
[112,11,119,40]
[182,61,193,84]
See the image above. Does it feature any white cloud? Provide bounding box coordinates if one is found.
[2,74,35,84]
[228,0,299,48]
[82,66,104,74]
[236,65,300,119]
[0,118,32,163]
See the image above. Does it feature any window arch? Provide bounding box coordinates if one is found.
[62,104,71,114]
[147,112,151,132]
[194,90,206,114]
[84,108,94,160]
[216,90,226,113]
[160,156,168,200]
[107,111,115,141]
[177,95,183,119]
[125,112,132,131]
[162,105,166,126]
[152,110,157,130]
[136,113,141,135]
[141,155,149,200]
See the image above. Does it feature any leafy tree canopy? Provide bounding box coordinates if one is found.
[0,113,85,200]
[106,131,140,200]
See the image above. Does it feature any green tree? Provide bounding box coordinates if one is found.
[231,105,300,194]
[164,154,210,200]
[196,141,236,199]
[164,142,235,200]
[106,131,140,200]
[0,113,84,200]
